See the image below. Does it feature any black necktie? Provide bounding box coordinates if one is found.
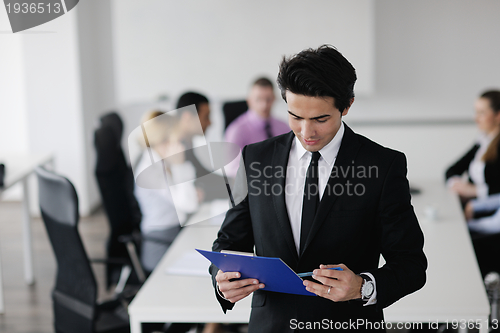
[264,121,273,139]
[300,151,321,253]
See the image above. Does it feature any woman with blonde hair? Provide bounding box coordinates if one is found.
[134,110,199,273]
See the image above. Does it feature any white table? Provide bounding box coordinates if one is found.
[0,153,54,313]
[129,181,490,333]
[384,181,490,332]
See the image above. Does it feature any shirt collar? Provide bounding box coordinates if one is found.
[248,109,269,125]
[293,121,345,165]
[478,130,496,147]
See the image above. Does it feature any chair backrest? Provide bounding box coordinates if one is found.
[222,100,248,130]
[94,112,141,233]
[94,112,142,287]
[35,167,97,333]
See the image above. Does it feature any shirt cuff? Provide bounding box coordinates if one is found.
[360,272,377,306]
[216,284,231,302]
[446,176,461,188]
[476,183,489,200]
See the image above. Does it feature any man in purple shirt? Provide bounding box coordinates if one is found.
[225,77,290,177]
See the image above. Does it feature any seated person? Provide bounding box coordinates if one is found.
[176,91,228,202]
[224,77,290,177]
[446,90,500,202]
[137,110,223,333]
[446,90,500,278]
[134,110,199,273]
[465,193,500,234]
[464,194,500,277]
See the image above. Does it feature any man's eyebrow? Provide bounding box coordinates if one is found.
[288,111,331,120]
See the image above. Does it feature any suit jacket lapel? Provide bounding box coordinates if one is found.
[272,132,299,263]
[300,123,362,257]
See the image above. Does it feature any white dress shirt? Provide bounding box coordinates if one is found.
[285,122,345,252]
[469,192,500,233]
[284,122,376,305]
[469,132,495,199]
[134,150,198,233]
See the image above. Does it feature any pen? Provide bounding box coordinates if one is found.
[297,267,343,278]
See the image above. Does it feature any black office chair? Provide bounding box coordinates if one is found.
[222,100,248,130]
[94,112,145,288]
[35,167,130,333]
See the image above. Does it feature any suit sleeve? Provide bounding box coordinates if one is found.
[445,144,479,181]
[368,152,427,311]
[209,146,255,313]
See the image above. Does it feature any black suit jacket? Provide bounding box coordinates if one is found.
[210,124,427,332]
[445,143,500,196]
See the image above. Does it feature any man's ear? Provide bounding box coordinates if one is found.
[341,98,355,116]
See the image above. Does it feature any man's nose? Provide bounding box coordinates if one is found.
[301,122,315,139]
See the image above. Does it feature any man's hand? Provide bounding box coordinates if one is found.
[215,270,265,303]
[303,264,363,302]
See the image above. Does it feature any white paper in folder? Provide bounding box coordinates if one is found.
[165,251,210,276]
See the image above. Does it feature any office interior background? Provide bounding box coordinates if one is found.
[1,0,499,332]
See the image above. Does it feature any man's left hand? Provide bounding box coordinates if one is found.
[303,264,363,302]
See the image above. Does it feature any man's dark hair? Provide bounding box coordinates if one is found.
[176,91,209,114]
[253,77,274,90]
[277,44,357,112]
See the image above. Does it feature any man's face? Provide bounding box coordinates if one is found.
[197,102,211,134]
[287,91,350,152]
[247,85,275,119]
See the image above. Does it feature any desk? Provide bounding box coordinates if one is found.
[0,153,54,313]
[129,181,490,333]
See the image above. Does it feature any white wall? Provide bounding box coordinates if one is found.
[346,122,478,182]
[21,10,89,214]
[0,1,117,215]
[0,8,29,200]
[352,0,500,121]
[111,0,375,105]
[343,1,500,182]
[0,34,29,154]
[4,1,500,212]
[76,0,117,212]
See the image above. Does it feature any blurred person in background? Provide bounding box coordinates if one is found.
[446,90,500,202]
[176,92,228,202]
[224,78,290,177]
[170,96,232,333]
[446,90,500,278]
[465,193,500,234]
[135,111,199,274]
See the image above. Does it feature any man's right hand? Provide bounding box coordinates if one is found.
[215,270,265,303]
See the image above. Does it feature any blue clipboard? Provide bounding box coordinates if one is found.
[196,249,315,296]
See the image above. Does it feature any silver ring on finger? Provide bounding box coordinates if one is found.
[327,286,331,295]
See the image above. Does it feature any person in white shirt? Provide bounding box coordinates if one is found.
[446,90,500,278]
[134,111,199,273]
[446,90,500,201]
[466,193,500,234]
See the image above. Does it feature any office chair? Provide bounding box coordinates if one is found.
[35,167,130,333]
[94,112,145,288]
[222,100,248,130]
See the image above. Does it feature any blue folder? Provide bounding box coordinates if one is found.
[196,249,315,296]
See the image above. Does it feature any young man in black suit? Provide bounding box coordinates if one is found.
[210,45,427,332]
